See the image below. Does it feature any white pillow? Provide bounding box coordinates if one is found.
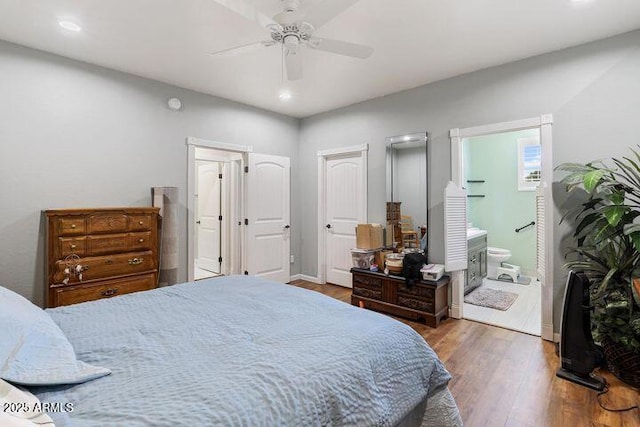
[0,286,110,386]
[0,378,54,426]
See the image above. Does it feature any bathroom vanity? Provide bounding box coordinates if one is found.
[466,231,487,295]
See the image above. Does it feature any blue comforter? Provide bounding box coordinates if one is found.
[34,276,451,426]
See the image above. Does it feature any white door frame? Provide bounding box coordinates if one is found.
[449,115,554,341]
[317,144,368,285]
[187,137,253,282]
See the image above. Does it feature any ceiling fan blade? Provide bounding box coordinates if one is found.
[285,46,303,81]
[307,38,373,59]
[302,0,361,29]
[210,0,277,29]
[211,41,276,57]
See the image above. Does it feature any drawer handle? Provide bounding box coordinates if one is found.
[101,288,118,297]
[105,258,113,265]
[138,238,144,243]
[70,244,77,249]
[129,257,144,265]
[470,257,477,263]
[139,221,144,225]
[71,224,76,229]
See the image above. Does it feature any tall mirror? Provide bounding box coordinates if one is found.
[386,132,429,257]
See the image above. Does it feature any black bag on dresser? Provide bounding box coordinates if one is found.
[402,252,426,287]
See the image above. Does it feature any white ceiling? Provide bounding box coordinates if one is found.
[1,0,640,118]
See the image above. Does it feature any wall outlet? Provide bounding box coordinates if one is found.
[290,255,295,264]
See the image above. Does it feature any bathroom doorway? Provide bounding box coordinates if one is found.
[461,129,541,335]
[449,115,554,341]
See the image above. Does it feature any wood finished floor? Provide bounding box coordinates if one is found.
[289,280,640,427]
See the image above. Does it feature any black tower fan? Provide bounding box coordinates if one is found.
[555,270,605,390]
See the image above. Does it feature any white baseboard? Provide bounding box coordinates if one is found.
[541,323,555,342]
[290,274,322,284]
[450,303,462,320]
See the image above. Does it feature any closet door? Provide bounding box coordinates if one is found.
[196,162,222,273]
[245,153,291,283]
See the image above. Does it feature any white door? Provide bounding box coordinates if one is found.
[325,153,366,287]
[245,153,291,283]
[196,161,222,273]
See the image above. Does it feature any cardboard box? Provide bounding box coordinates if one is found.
[356,224,384,249]
[375,250,393,269]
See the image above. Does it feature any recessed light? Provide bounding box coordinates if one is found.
[59,20,82,32]
[278,90,292,101]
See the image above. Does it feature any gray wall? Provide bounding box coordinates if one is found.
[299,30,640,330]
[0,40,301,306]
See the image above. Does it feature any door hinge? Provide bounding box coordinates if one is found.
[244,218,249,225]
[244,270,248,275]
[218,215,223,221]
[218,256,223,263]
[244,166,249,173]
[218,173,223,179]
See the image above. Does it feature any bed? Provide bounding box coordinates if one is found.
[1,276,462,426]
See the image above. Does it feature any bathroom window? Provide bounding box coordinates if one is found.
[518,137,541,191]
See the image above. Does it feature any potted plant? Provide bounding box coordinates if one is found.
[557,148,640,388]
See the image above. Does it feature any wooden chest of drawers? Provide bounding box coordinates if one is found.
[351,268,449,328]
[45,208,160,307]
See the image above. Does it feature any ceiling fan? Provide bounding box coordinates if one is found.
[210,0,374,80]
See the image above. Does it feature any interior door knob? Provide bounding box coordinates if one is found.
[326,224,332,229]
[284,225,290,229]
[196,220,201,224]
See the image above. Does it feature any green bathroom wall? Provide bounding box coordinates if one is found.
[463,129,539,274]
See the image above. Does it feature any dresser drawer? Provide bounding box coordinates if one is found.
[87,233,129,255]
[51,274,156,307]
[397,282,435,300]
[352,274,383,299]
[128,232,153,251]
[53,251,156,284]
[129,215,153,231]
[58,236,87,257]
[397,295,434,313]
[88,213,129,234]
[59,217,87,235]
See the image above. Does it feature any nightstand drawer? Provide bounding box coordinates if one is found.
[51,274,156,306]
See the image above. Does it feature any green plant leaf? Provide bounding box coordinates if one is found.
[610,190,625,205]
[583,170,606,192]
[602,205,628,227]
[574,212,600,237]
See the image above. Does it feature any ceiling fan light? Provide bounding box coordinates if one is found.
[58,20,82,32]
[279,90,293,101]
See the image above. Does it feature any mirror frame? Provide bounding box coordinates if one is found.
[385,131,429,257]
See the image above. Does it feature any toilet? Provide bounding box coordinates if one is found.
[487,247,521,282]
